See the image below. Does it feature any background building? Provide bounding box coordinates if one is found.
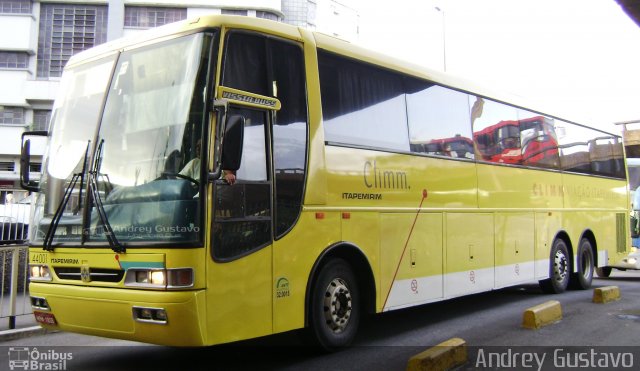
[0,0,359,202]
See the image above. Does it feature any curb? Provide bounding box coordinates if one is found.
[407,337,467,371]
[593,286,621,303]
[0,326,50,342]
[522,300,562,329]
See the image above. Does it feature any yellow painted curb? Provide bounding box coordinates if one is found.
[522,300,562,329]
[593,286,621,303]
[406,337,467,371]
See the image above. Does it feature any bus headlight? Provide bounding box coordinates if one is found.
[29,265,52,281]
[125,268,193,289]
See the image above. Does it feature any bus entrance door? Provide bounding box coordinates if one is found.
[207,107,274,344]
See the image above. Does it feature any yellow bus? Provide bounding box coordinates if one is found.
[22,15,629,349]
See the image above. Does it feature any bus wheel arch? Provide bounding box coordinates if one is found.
[570,231,596,290]
[305,243,376,350]
[539,233,573,294]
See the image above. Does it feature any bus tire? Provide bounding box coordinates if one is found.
[539,239,571,294]
[570,238,594,290]
[596,266,612,278]
[309,258,360,351]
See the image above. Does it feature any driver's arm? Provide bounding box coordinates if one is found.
[223,170,236,185]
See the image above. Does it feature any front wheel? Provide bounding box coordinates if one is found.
[309,258,360,351]
[539,239,571,294]
[570,238,594,290]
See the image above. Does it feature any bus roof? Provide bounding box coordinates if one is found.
[66,14,618,137]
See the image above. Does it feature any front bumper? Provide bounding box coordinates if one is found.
[29,283,208,346]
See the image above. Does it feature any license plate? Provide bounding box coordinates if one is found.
[34,311,57,325]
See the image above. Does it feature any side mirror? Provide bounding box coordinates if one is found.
[632,214,639,239]
[221,115,245,171]
[20,130,48,192]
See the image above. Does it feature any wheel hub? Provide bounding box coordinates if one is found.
[323,278,352,333]
[553,249,568,282]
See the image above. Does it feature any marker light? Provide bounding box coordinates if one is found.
[140,308,153,319]
[29,265,51,281]
[132,306,168,324]
[31,296,50,310]
[135,271,150,283]
[168,269,193,287]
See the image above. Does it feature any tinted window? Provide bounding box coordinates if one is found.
[213,108,272,260]
[557,121,624,178]
[319,51,409,151]
[270,41,307,237]
[215,32,309,258]
[516,109,560,169]
[471,97,520,164]
[406,82,474,159]
[222,32,268,96]
[557,121,592,174]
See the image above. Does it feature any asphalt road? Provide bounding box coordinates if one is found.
[2,270,640,370]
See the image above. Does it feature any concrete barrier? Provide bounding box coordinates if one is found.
[522,300,562,329]
[407,337,467,371]
[593,286,621,303]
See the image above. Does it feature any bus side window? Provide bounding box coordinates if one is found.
[405,82,474,160]
[268,40,308,238]
[471,97,520,165]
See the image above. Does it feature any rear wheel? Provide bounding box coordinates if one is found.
[570,238,594,290]
[309,258,360,351]
[539,239,571,294]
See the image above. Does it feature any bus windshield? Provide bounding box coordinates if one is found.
[33,32,213,246]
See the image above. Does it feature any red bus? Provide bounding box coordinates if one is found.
[474,116,560,167]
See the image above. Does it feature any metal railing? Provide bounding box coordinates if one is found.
[1,190,33,329]
[0,245,31,329]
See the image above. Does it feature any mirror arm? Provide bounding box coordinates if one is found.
[207,99,228,183]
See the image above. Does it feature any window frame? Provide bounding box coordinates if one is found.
[316,49,625,180]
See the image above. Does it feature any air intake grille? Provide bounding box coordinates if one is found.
[616,213,626,253]
[53,267,124,283]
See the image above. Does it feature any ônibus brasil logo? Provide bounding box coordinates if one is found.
[8,347,72,370]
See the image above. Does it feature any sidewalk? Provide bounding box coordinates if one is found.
[0,313,48,342]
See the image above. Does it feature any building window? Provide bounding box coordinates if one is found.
[124,6,186,28]
[29,163,42,173]
[0,51,28,69]
[33,110,52,131]
[221,9,248,16]
[256,11,280,21]
[0,0,31,14]
[37,4,108,78]
[0,106,24,125]
[282,0,309,27]
[0,162,16,172]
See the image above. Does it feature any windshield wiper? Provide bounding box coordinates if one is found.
[89,139,125,253]
[43,141,91,251]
